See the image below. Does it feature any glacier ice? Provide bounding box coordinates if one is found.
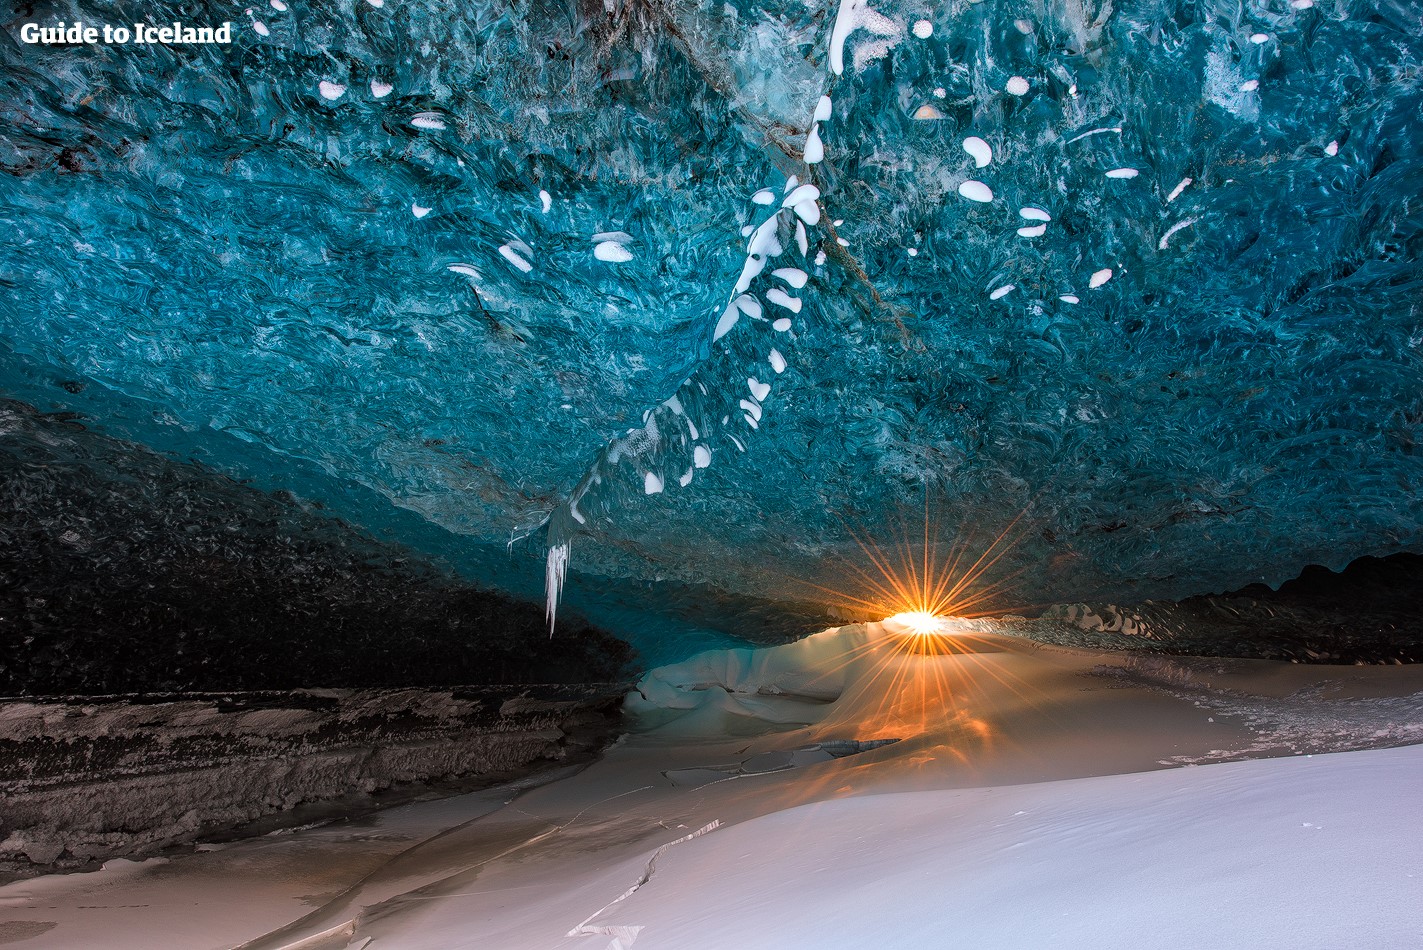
[1,0,1422,647]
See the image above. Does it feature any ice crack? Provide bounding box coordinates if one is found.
[567,819,722,947]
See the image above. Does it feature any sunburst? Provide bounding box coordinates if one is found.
[798,491,1033,638]
[768,492,1051,749]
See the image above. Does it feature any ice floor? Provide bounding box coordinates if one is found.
[2,621,1421,949]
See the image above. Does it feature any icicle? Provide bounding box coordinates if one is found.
[545,539,570,636]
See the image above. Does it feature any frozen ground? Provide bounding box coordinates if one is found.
[1,621,1420,949]
[0,686,622,873]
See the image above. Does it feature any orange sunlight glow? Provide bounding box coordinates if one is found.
[797,489,1034,635]
[756,491,1057,778]
[885,610,948,636]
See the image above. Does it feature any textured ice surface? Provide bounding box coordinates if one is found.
[3,0,1423,644]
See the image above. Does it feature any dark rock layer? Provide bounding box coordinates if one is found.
[1038,553,1423,664]
[0,398,634,695]
[0,684,625,876]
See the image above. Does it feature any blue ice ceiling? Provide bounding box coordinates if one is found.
[2,0,1422,633]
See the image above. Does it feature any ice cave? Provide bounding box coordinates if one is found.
[1,0,1422,945]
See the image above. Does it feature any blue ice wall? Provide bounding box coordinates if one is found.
[2,0,1422,634]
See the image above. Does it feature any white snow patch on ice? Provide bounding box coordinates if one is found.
[1005,76,1030,95]
[912,19,933,38]
[1089,267,1114,288]
[594,241,634,263]
[765,289,802,313]
[958,180,993,203]
[793,201,821,226]
[318,81,346,100]
[1158,218,1196,250]
[962,136,992,168]
[772,267,808,289]
[1017,224,1047,238]
[499,243,533,273]
[829,0,859,75]
[411,204,431,219]
[713,305,739,342]
[989,284,1015,300]
[735,218,784,295]
[1105,167,1139,179]
[803,125,824,164]
[782,184,821,208]
[411,113,446,130]
[1065,126,1122,144]
[370,79,393,98]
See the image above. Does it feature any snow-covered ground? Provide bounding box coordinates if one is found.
[2,621,1420,949]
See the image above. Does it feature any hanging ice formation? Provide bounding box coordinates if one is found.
[538,4,867,632]
[541,174,823,631]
